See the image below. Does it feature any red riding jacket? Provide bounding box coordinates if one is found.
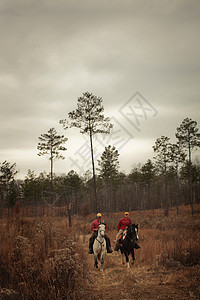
[117,217,132,232]
[91,218,108,232]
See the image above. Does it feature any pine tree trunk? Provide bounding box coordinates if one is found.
[188,142,194,215]
[164,161,168,216]
[89,128,97,212]
[50,154,54,204]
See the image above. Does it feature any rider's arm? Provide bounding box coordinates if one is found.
[117,220,122,232]
[91,221,98,232]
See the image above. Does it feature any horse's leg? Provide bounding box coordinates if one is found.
[124,252,130,268]
[131,249,135,265]
[120,249,125,265]
[100,252,105,272]
[94,254,98,268]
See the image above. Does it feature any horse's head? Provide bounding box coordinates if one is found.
[128,224,139,241]
[98,223,105,237]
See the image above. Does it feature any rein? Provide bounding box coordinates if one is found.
[96,225,105,247]
[96,238,104,245]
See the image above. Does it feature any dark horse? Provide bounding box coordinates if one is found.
[119,224,139,268]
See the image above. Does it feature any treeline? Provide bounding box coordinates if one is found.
[0,90,200,216]
[0,155,199,217]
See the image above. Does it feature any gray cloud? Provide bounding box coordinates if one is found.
[0,0,200,178]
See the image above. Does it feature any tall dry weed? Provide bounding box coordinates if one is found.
[0,217,88,299]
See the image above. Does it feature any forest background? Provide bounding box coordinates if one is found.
[0,95,200,218]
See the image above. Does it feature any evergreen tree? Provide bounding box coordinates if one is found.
[98,145,119,181]
[0,161,18,207]
[169,143,186,173]
[176,118,200,164]
[129,164,142,183]
[153,136,172,216]
[180,161,200,183]
[141,159,156,211]
[153,136,172,175]
[22,170,42,202]
[60,91,112,212]
[37,128,67,194]
[176,118,200,214]
[141,159,156,184]
[98,145,120,212]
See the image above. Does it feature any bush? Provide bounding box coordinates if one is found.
[0,217,88,299]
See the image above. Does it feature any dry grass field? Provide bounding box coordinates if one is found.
[0,205,200,299]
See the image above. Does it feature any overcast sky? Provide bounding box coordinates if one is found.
[0,0,200,179]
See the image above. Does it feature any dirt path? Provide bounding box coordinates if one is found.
[78,234,196,300]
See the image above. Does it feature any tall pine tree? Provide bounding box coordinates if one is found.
[60,91,112,212]
[37,128,67,195]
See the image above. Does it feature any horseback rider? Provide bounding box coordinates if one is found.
[114,212,141,251]
[88,213,113,254]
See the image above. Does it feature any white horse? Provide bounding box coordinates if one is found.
[93,222,106,272]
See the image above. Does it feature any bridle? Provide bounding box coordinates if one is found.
[96,224,105,246]
[96,238,105,245]
[126,225,138,243]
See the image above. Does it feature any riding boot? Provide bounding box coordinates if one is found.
[88,237,94,254]
[134,243,141,249]
[88,248,93,254]
[105,235,113,253]
[107,247,113,253]
[114,241,120,251]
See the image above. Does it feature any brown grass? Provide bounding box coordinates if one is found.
[0,205,200,299]
[0,217,87,299]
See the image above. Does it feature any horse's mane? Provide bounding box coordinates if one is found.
[130,223,137,227]
[99,221,105,226]
[127,224,138,231]
[126,224,138,238]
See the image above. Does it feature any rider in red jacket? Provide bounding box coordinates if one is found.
[88,213,113,254]
[117,214,132,232]
[114,212,141,251]
[91,217,108,232]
